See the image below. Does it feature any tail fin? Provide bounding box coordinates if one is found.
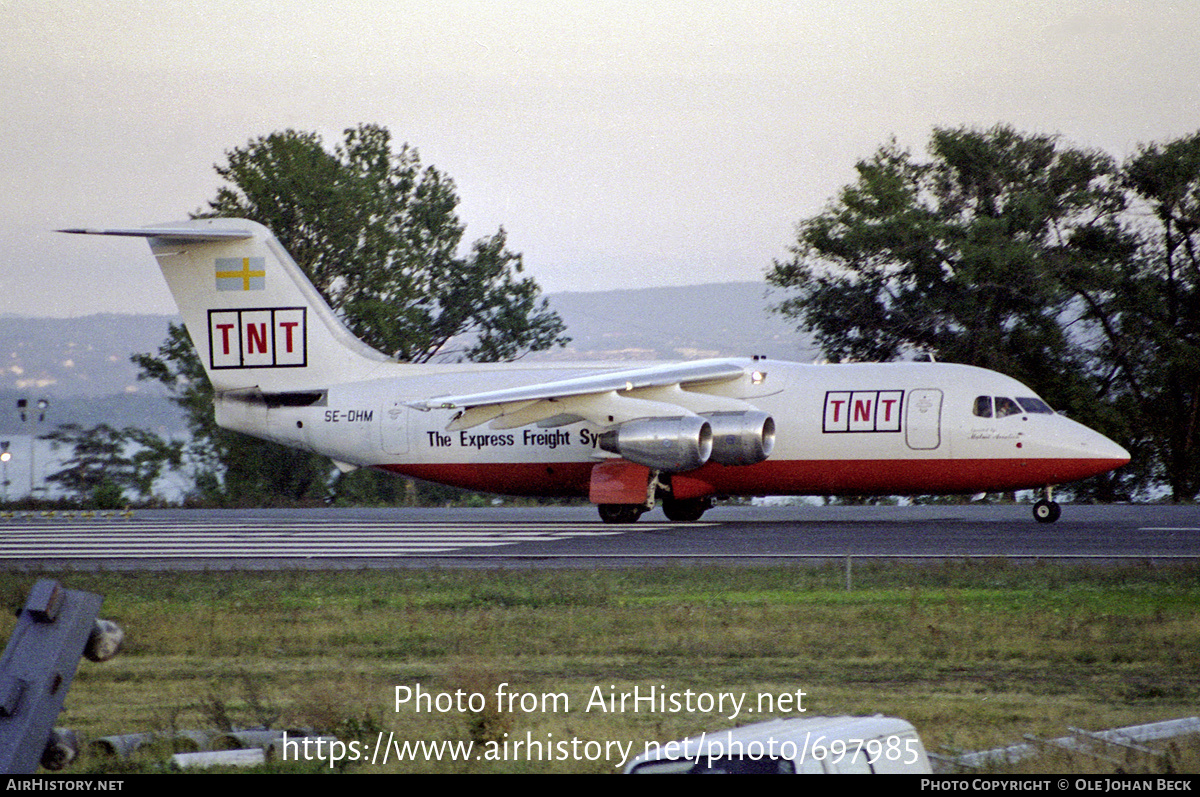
[62,218,391,392]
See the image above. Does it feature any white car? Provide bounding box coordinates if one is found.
[625,715,931,774]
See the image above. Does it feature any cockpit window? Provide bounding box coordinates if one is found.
[1016,397,1054,415]
[976,395,1055,418]
[994,397,1022,418]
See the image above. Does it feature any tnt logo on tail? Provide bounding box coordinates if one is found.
[208,307,307,369]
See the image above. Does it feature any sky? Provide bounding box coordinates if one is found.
[2,0,1199,317]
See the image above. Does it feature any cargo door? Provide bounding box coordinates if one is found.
[905,389,942,450]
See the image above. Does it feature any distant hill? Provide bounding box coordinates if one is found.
[0,390,189,438]
[0,282,815,434]
[0,313,178,398]
[529,282,817,363]
[0,313,185,436]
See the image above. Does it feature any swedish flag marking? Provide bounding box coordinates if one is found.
[215,257,266,291]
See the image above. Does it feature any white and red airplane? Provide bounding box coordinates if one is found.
[63,218,1130,523]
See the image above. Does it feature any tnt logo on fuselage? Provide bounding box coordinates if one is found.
[823,390,904,433]
[208,308,307,369]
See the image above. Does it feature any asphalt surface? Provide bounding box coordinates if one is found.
[2,503,1198,570]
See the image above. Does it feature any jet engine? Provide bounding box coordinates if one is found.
[705,410,776,466]
[598,416,712,472]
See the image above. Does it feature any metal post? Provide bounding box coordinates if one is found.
[0,579,117,773]
[16,399,49,501]
[1,441,10,503]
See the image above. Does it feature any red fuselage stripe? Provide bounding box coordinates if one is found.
[379,457,1126,498]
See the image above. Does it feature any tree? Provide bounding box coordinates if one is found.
[43,423,183,506]
[767,124,1136,422]
[204,124,568,362]
[767,124,1200,500]
[1075,132,1200,500]
[136,124,568,503]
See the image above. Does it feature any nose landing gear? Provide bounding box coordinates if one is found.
[1033,486,1061,523]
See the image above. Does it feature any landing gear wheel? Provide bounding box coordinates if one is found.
[598,504,645,524]
[662,497,712,522]
[1033,499,1061,523]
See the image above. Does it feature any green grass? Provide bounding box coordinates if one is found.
[4,561,1199,773]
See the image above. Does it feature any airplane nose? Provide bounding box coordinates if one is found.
[1041,416,1131,480]
[1074,424,1131,470]
[1102,437,1131,466]
[1084,427,1131,465]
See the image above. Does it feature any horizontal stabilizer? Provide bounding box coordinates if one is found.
[58,227,253,243]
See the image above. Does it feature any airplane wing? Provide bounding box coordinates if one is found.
[409,359,771,431]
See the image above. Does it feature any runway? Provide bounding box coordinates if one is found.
[2,504,1199,570]
[0,517,638,557]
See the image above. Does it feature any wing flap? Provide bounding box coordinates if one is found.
[488,392,698,430]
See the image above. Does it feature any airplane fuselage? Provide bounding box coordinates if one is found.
[219,358,1126,500]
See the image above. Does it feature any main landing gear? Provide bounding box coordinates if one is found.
[597,472,715,524]
[597,497,714,524]
[1033,485,1061,523]
[662,496,713,522]
[598,504,646,524]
